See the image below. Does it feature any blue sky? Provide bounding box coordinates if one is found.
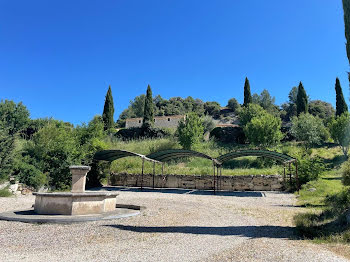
[0,0,348,125]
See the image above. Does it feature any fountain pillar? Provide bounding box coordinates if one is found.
[70,166,90,193]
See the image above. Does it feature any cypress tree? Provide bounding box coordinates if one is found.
[243,77,252,107]
[143,84,154,127]
[296,81,308,116]
[343,0,350,65]
[102,86,115,131]
[335,77,348,116]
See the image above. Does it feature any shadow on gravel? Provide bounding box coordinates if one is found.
[104,225,295,239]
[93,187,265,197]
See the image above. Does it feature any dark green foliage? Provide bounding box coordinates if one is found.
[281,86,298,121]
[296,82,308,115]
[16,161,47,190]
[102,86,115,131]
[239,103,266,126]
[251,89,278,114]
[177,113,204,150]
[243,77,252,107]
[0,100,30,180]
[115,126,168,140]
[335,78,348,116]
[204,101,221,118]
[227,98,240,113]
[342,160,350,186]
[143,85,154,128]
[329,113,350,157]
[210,126,245,144]
[343,0,350,65]
[308,100,335,122]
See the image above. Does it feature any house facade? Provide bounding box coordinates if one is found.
[125,115,185,129]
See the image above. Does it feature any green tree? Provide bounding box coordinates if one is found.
[239,103,266,126]
[343,0,350,65]
[329,113,350,157]
[244,113,283,147]
[102,86,115,131]
[143,85,154,127]
[243,77,252,107]
[204,101,221,117]
[227,98,241,113]
[308,100,335,123]
[296,82,308,115]
[202,115,216,134]
[177,113,204,150]
[335,77,348,116]
[290,113,328,148]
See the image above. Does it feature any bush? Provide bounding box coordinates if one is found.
[239,103,266,126]
[244,113,283,147]
[342,160,350,186]
[0,188,12,197]
[329,113,350,157]
[210,126,245,144]
[177,113,203,150]
[16,161,47,190]
[297,155,326,185]
[290,113,329,148]
[116,126,169,140]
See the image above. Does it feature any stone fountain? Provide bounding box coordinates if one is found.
[33,166,119,215]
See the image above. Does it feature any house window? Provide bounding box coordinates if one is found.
[139,120,141,123]
[168,118,170,121]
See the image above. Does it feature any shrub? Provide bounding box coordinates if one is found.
[115,126,168,140]
[329,113,350,157]
[244,113,283,147]
[210,126,245,144]
[227,98,241,112]
[290,113,329,148]
[202,115,216,134]
[16,161,47,190]
[0,188,12,197]
[177,113,203,150]
[239,103,266,126]
[342,160,350,186]
[297,154,326,186]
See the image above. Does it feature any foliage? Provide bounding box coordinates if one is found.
[308,100,335,123]
[210,126,245,144]
[102,86,115,131]
[290,113,328,147]
[342,160,350,186]
[343,0,350,65]
[204,102,221,118]
[202,115,216,134]
[296,82,308,115]
[143,85,155,128]
[329,113,350,157]
[239,103,266,126]
[16,160,47,190]
[243,77,252,107]
[0,188,12,197]
[177,113,204,150]
[281,86,298,121]
[116,126,169,140]
[227,98,240,113]
[335,78,348,117]
[297,154,327,186]
[244,113,283,147]
[251,89,279,115]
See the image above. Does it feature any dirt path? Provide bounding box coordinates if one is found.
[0,189,348,262]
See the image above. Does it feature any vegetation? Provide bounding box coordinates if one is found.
[296,82,308,115]
[102,86,115,131]
[143,85,154,128]
[335,78,348,116]
[243,77,252,107]
[329,113,350,157]
[177,113,203,150]
[227,98,240,113]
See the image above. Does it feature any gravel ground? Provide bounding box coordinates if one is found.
[0,189,348,262]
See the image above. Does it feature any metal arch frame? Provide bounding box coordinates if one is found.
[94,149,299,192]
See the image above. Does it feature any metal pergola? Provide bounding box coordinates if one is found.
[94,149,298,192]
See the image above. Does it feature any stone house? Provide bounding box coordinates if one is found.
[125,115,185,129]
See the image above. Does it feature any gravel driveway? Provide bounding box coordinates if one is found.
[0,188,348,262]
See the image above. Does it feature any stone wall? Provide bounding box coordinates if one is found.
[110,173,284,191]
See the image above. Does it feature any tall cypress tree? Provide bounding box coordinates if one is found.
[102,86,114,131]
[343,0,350,65]
[243,77,252,107]
[143,84,154,128]
[335,77,348,116]
[296,81,308,116]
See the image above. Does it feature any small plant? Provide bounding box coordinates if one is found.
[177,113,204,150]
[0,187,12,197]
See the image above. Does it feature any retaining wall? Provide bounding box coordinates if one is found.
[109,173,285,191]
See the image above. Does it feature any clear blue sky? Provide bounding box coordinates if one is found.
[0,0,348,125]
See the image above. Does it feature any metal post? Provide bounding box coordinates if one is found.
[141,158,145,190]
[288,162,292,187]
[220,167,222,191]
[295,161,299,191]
[153,162,155,189]
[213,162,216,195]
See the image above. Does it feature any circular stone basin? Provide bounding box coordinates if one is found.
[33,191,119,216]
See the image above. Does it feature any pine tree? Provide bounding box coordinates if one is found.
[296,82,308,115]
[243,77,252,107]
[335,77,348,116]
[102,86,115,131]
[143,84,154,127]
